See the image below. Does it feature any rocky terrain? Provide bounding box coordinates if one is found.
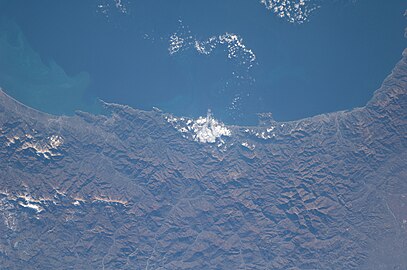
[0,48,406,269]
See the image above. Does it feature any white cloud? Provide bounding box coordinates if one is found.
[260,0,320,24]
[165,110,231,145]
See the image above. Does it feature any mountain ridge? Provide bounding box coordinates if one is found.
[0,47,406,269]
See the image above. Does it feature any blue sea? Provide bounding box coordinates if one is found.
[0,0,406,125]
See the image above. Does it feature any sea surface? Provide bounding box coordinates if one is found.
[0,0,405,124]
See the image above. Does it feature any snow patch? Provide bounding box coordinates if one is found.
[73,201,81,206]
[18,201,43,213]
[241,142,256,150]
[19,135,64,159]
